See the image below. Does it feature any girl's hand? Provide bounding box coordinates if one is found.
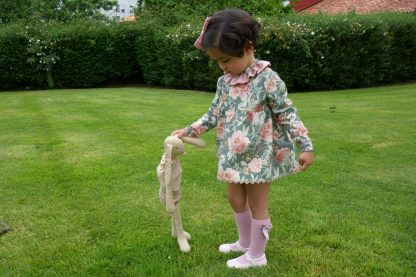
[299,151,313,171]
[171,129,187,138]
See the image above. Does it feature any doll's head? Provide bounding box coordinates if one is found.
[164,136,185,159]
[201,9,261,58]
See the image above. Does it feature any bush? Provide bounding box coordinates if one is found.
[0,13,415,91]
[257,14,393,90]
[49,21,140,88]
[48,21,141,88]
[0,21,141,89]
[0,25,31,89]
[134,12,415,92]
[134,18,220,91]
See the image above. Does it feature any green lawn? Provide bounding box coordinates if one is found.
[0,84,415,276]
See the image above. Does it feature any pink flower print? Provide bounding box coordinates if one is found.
[248,158,262,173]
[264,77,277,93]
[274,114,287,124]
[219,168,240,182]
[191,123,207,136]
[248,111,254,121]
[228,131,250,154]
[230,83,251,100]
[259,122,273,142]
[252,104,263,112]
[217,119,225,138]
[275,147,290,163]
[294,123,308,136]
[226,110,234,122]
[248,104,263,122]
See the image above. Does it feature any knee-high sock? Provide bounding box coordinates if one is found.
[248,218,272,259]
[234,209,252,248]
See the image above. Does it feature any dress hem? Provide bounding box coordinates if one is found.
[216,170,299,184]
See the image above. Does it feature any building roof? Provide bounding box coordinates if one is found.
[121,15,136,22]
[292,0,416,14]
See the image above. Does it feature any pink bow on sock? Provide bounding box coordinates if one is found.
[194,17,211,49]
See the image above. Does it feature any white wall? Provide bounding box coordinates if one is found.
[101,0,137,20]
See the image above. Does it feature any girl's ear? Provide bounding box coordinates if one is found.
[244,41,254,53]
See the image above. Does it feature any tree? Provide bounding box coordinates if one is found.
[136,0,292,17]
[0,0,117,24]
[135,0,293,26]
[0,0,31,24]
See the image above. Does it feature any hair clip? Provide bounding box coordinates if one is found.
[194,17,211,49]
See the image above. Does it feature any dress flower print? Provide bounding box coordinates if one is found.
[185,60,313,184]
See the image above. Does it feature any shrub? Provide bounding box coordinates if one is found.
[0,13,415,91]
[0,25,31,89]
[50,21,140,88]
[257,14,392,90]
[135,12,415,92]
[0,20,141,89]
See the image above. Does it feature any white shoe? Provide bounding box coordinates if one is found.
[218,241,249,253]
[226,253,267,269]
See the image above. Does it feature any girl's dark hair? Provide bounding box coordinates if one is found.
[202,9,261,57]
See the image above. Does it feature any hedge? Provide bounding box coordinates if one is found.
[0,21,141,89]
[0,12,415,91]
[0,25,31,89]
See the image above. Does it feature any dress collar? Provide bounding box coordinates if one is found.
[223,60,271,86]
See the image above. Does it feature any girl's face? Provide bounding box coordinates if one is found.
[206,46,255,76]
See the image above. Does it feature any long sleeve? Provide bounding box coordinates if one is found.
[265,72,313,152]
[185,79,222,137]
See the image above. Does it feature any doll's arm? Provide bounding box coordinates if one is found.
[181,137,206,148]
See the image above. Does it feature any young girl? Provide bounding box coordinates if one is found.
[172,9,313,269]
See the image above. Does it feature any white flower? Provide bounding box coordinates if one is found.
[311,31,315,35]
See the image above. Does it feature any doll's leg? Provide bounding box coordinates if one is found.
[171,216,177,237]
[227,182,271,269]
[171,207,191,239]
[173,206,191,252]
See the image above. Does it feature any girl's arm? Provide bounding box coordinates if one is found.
[171,78,223,138]
[265,72,313,153]
[182,80,223,137]
[184,93,220,137]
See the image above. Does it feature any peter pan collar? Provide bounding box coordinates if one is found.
[223,60,271,86]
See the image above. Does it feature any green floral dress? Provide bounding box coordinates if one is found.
[185,60,313,184]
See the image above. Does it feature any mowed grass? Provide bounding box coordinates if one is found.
[0,83,415,276]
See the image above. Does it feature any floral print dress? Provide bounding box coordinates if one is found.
[185,60,313,184]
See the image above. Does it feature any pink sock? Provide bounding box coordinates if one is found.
[234,209,252,248]
[248,218,272,259]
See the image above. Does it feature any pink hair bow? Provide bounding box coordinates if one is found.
[194,17,211,49]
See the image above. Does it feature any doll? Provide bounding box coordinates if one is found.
[157,135,206,252]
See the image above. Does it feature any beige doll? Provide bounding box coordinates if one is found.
[157,135,206,252]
